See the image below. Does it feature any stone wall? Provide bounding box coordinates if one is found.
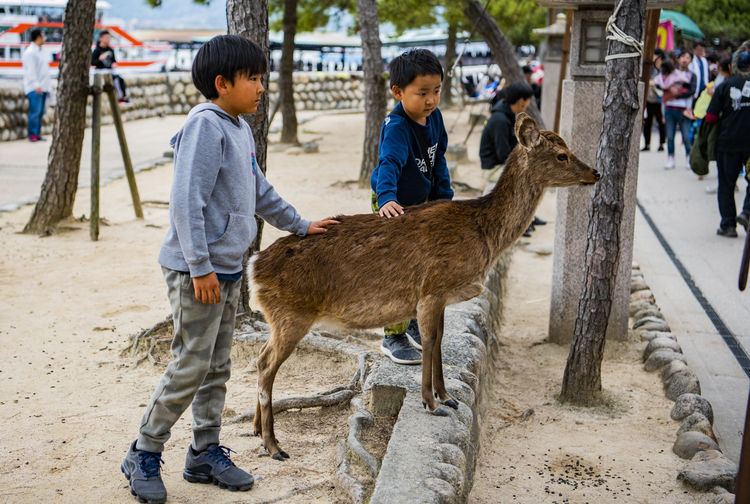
[0,71,366,142]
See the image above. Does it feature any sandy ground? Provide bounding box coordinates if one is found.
[0,106,712,503]
[468,194,715,504]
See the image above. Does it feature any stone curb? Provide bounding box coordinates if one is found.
[363,252,510,504]
[631,263,739,497]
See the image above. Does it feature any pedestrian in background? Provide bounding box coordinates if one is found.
[643,48,666,152]
[92,30,130,103]
[705,50,750,238]
[653,51,696,169]
[22,28,51,142]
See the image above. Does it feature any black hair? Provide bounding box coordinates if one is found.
[522,65,533,75]
[660,59,675,75]
[98,30,110,39]
[719,55,731,74]
[654,48,665,59]
[694,40,706,49]
[503,81,534,105]
[388,49,443,89]
[29,29,43,42]
[680,49,693,60]
[192,34,267,100]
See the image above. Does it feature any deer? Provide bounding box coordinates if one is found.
[251,113,600,460]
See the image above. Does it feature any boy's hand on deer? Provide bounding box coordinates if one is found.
[378,200,404,218]
[307,218,340,235]
[193,272,221,304]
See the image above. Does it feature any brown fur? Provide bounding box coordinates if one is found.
[251,113,599,459]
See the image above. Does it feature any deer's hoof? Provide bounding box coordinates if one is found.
[432,407,450,417]
[443,398,459,410]
[253,430,261,437]
[271,450,289,461]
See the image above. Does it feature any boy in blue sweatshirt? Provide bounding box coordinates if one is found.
[121,35,337,504]
[370,49,454,365]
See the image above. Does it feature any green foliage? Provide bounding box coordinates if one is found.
[268,0,351,33]
[485,0,546,47]
[676,0,750,45]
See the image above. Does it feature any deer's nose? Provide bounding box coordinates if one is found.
[593,170,601,180]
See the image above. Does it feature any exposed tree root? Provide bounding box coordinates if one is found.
[346,396,379,477]
[336,439,366,504]
[226,387,358,425]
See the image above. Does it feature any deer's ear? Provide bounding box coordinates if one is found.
[515,113,541,151]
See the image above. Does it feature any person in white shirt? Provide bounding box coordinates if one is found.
[22,29,51,142]
[689,41,710,99]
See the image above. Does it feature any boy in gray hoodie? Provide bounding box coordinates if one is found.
[121,35,337,504]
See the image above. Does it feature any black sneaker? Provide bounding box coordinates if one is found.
[381,334,421,364]
[523,224,534,237]
[183,444,254,491]
[717,226,738,238]
[532,215,547,226]
[121,440,167,504]
[657,145,665,152]
[405,319,422,350]
[737,213,749,233]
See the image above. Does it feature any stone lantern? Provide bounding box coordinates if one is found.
[533,12,567,130]
[536,0,686,344]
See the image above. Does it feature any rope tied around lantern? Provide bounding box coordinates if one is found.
[604,0,644,62]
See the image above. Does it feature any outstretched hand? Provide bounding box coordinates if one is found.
[307,217,340,235]
[378,200,404,218]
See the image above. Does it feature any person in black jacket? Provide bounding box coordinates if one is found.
[479,81,546,234]
[91,30,129,103]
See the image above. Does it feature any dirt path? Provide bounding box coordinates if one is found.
[468,195,715,504]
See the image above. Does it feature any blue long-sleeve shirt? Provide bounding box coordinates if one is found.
[370,102,454,208]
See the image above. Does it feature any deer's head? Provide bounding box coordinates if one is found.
[514,113,600,187]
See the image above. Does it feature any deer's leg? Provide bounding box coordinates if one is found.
[252,341,269,437]
[256,316,313,461]
[418,298,449,417]
[432,310,458,410]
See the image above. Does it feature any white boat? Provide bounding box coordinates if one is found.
[0,0,172,76]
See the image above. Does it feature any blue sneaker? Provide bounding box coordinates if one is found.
[183,444,254,491]
[381,333,421,364]
[121,440,166,504]
[405,319,422,350]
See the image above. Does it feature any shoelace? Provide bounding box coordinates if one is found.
[137,451,164,478]
[206,445,236,469]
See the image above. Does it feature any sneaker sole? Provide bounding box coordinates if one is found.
[405,333,422,351]
[121,463,167,504]
[183,470,254,492]
[380,344,421,365]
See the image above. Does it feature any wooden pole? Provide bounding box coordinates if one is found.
[737,387,750,504]
[553,10,572,134]
[641,9,661,111]
[104,73,143,219]
[90,73,103,241]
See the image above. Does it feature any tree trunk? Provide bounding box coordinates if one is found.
[227,0,270,314]
[441,22,457,108]
[279,0,298,144]
[560,0,647,405]
[23,0,97,234]
[356,0,387,187]
[462,0,544,128]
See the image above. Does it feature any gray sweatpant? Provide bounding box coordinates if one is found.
[136,267,240,453]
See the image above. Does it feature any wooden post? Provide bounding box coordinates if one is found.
[641,9,661,111]
[737,388,750,504]
[90,73,103,241]
[553,10,572,134]
[103,73,143,219]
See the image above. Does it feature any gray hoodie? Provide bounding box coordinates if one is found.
[158,103,310,277]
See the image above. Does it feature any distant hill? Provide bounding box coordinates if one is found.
[107,0,228,30]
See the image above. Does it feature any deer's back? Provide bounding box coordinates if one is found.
[253,200,493,321]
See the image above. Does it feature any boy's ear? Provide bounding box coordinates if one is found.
[214,75,230,96]
[515,112,541,151]
[391,85,403,100]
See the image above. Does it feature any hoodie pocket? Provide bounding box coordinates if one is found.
[208,213,256,266]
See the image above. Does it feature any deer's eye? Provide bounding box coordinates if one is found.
[557,154,568,162]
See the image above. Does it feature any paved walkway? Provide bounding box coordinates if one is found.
[634,147,750,463]
[0,115,184,212]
